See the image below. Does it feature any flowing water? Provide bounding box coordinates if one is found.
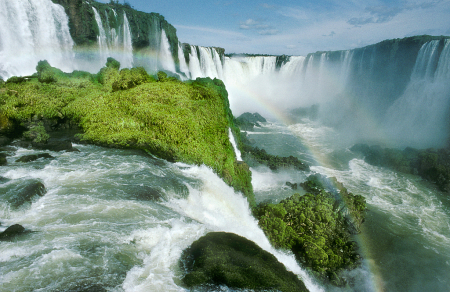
[245,119,450,292]
[0,144,321,292]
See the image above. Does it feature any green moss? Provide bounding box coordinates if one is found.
[22,122,50,143]
[254,175,366,285]
[180,232,309,292]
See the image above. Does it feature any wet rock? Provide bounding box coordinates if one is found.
[0,153,6,166]
[180,232,309,292]
[0,179,46,208]
[133,186,165,201]
[0,224,26,240]
[0,135,11,146]
[286,181,298,190]
[235,112,267,131]
[16,153,55,163]
[32,139,74,152]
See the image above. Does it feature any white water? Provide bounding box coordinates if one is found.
[0,0,75,79]
[92,7,133,70]
[159,29,176,72]
[385,39,450,148]
[228,128,242,161]
[178,44,190,79]
[92,7,110,68]
[0,145,322,292]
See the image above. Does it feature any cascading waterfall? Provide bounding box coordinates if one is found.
[178,43,190,79]
[122,13,133,68]
[0,0,74,79]
[228,128,242,161]
[92,7,110,68]
[385,39,450,148]
[158,29,176,72]
[91,7,133,70]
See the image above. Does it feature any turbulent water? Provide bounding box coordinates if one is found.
[2,121,449,291]
[248,119,450,292]
[0,144,321,292]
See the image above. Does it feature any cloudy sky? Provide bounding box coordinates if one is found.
[98,0,450,55]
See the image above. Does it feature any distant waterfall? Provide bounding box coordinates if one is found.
[159,29,176,72]
[385,40,450,148]
[92,7,110,67]
[122,13,133,68]
[178,43,190,78]
[91,7,133,70]
[0,0,74,79]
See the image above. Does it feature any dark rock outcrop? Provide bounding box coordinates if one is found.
[0,179,46,208]
[16,153,55,163]
[241,144,309,171]
[0,224,26,240]
[0,153,6,166]
[234,112,267,131]
[180,232,309,292]
[350,144,450,193]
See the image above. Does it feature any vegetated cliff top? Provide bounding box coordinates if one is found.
[0,59,254,206]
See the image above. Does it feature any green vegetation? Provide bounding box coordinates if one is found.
[0,59,254,205]
[253,174,366,285]
[180,232,309,292]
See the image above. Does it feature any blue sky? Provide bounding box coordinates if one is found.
[97,0,450,55]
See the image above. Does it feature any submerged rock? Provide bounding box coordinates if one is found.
[180,232,309,292]
[0,153,6,166]
[0,179,46,208]
[16,153,54,163]
[0,224,26,240]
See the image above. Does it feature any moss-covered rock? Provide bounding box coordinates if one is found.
[253,174,366,285]
[180,232,309,292]
[22,122,50,144]
[241,144,309,171]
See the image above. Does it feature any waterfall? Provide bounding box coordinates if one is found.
[385,39,450,148]
[228,128,242,161]
[0,0,74,79]
[159,29,176,72]
[178,43,190,79]
[122,13,133,68]
[188,45,203,79]
[92,7,110,67]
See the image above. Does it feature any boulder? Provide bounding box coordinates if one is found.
[180,232,309,292]
[0,179,46,208]
[32,140,75,152]
[0,153,6,166]
[0,224,26,240]
[16,153,54,163]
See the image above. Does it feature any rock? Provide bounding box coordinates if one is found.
[0,135,12,146]
[32,140,74,152]
[241,144,309,171]
[286,181,298,190]
[0,153,6,166]
[180,232,309,292]
[235,112,267,131]
[0,179,46,208]
[0,224,26,240]
[16,153,54,163]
